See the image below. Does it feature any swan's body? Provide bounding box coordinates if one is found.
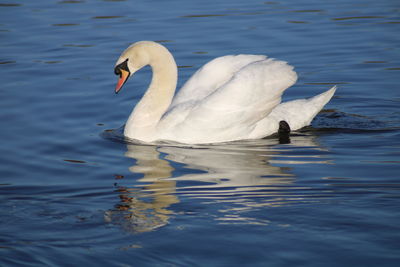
[114,41,335,144]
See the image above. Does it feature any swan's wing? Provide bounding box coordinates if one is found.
[170,55,267,107]
[166,58,298,143]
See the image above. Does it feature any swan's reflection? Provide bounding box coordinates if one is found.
[106,135,331,232]
[105,145,179,233]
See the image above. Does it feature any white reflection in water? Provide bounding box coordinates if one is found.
[106,135,332,232]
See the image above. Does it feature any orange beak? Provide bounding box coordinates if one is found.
[115,69,130,94]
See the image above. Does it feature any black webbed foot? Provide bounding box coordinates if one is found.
[278,120,291,144]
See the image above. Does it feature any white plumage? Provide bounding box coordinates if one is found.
[114,41,336,144]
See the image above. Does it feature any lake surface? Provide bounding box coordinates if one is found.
[1,0,400,266]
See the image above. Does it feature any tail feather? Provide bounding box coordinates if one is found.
[280,85,337,130]
[249,86,336,138]
[309,85,336,110]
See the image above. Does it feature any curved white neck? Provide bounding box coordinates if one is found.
[124,45,178,141]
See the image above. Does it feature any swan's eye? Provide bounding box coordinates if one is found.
[114,67,121,76]
[114,59,129,76]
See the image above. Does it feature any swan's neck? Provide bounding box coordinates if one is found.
[125,47,178,141]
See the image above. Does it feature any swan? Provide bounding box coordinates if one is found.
[114,41,336,144]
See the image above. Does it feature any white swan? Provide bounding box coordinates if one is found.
[114,41,336,144]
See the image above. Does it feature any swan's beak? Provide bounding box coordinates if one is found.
[115,69,130,94]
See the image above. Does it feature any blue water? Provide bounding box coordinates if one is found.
[1,0,400,266]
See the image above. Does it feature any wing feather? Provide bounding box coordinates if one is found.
[170,55,267,107]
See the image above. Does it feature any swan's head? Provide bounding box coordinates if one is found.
[114,42,154,93]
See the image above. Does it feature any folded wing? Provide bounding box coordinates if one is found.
[160,56,298,143]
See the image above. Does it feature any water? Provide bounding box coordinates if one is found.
[1,0,399,266]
